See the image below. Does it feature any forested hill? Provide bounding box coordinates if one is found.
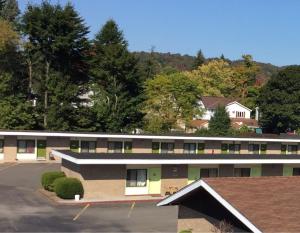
[134,51,280,83]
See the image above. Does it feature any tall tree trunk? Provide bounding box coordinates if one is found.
[44,61,49,128]
[28,59,32,93]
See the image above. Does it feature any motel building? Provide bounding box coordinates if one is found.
[2,130,300,199]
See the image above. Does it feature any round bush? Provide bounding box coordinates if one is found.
[54,177,84,199]
[41,171,65,191]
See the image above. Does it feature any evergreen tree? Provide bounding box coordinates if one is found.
[90,20,143,132]
[21,1,90,130]
[258,66,300,133]
[208,105,231,135]
[192,49,205,69]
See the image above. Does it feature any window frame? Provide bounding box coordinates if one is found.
[126,169,147,187]
[0,139,3,153]
[81,141,96,153]
[200,168,218,178]
[183,143,197,154]
[17,140,36,154]
[234,168,251,177]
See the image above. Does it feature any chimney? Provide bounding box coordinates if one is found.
[255,107,259,121]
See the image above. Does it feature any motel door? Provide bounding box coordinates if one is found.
[37,140,47,159]
[148,168,161,194]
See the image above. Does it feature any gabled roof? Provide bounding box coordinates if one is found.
[200,96,236,109]
[158,177,300,233]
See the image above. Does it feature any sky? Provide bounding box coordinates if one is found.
[17,0,300,66]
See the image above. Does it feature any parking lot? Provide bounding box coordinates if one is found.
[0,163,177,232]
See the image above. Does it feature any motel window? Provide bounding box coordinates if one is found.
[17,140,35,153]
[152,142,160,154]
[108,141,123,153]
[183,143,197,154]
[234,168,251,177]
[197,143,205,154]
[200,168,218,178]
[281,144,298,154]
[0,140,3,153]
[126,169,147,187]
[293,168,300,176]
[248,144,267,154]
[221,143,240,154]
[124,142,132,153]
[161,143,174,154]
[81,141,96,153]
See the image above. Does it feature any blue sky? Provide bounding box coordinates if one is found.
[18,0,300,66]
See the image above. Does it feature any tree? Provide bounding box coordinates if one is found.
[0,0,19,22]
[143,72,201,133]
[208,105,231,135]
[258,66,300,133]
[0,19,18,51]
[90,19,143,132]
[21,1,90,130]
[192,49,205,69]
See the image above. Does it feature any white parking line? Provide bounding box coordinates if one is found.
[73,204,90,221]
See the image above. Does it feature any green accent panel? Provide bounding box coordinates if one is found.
[148,167,161,194]
[250,166,262,177]
[260,144,267,154]
[283,165,293,176]
[152,142,160,154]
[37,140,46,158]
[221,143,228,154]
[70,140,79,153]
[197,143,205,154]
[188,166,200,184]
[124,142,132,153]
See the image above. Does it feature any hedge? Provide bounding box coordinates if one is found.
[53,177,84,199]
[41,171,66,191]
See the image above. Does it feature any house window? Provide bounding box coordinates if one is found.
[152,142,160,153]
[281,144,298,154]
[234,168,251,177]
[236,111,245,118]
[293,168,300,176]
[200,168,218,178]
[0,140,3,153]
[81,141,96,153]
[108,141,123,153]
[248,144,267,154]
[161,143,174,154]
[183,143,197,154]
[124,142,132,153]
[126,169,147,187]
[17,140,35,153]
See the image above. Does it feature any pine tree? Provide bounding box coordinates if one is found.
[0,0,19,22]
[21,1,90,130]
[90,20,143,132]
[208,105,231,135]
[192,49,205,69]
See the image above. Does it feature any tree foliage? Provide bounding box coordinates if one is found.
[208,105,231,136]
[258,66,300,133]
[192,49,205,69]
[143,72,201,133]
[0,0,19,22]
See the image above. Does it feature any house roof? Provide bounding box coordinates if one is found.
[201,96,236,109]
[231,118,259,128]
[52,150,300,165]
[158,177,300,233]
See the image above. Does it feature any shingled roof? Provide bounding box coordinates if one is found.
[201,96,236,109]
[158,176,300,232]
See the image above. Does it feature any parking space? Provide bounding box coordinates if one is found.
[0,163,177,232]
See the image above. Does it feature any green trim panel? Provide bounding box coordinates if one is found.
[148,167,161,194]
[37,140,46,158]
[250,166,262,177]
[70,140,79,153]
[283,165,293,176]
[188,166,200,184]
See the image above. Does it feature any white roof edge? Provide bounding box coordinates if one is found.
[226,101,252,112]
[157,180,261,233]
[52,151,300,165]
[0,130,300,143]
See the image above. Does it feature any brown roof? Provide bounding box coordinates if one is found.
[203,177,300,232]
[189,119,209,128]
[231,118,259,128]
[201,96,236,109]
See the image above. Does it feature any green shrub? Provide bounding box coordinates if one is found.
[179,230,192,233]
[54,177,84,199]
[41,171,65,191]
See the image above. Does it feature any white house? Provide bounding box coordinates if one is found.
[189,96,258,131]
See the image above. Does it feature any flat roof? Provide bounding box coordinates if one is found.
[1,130,300,143]
[52,150,300,165]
